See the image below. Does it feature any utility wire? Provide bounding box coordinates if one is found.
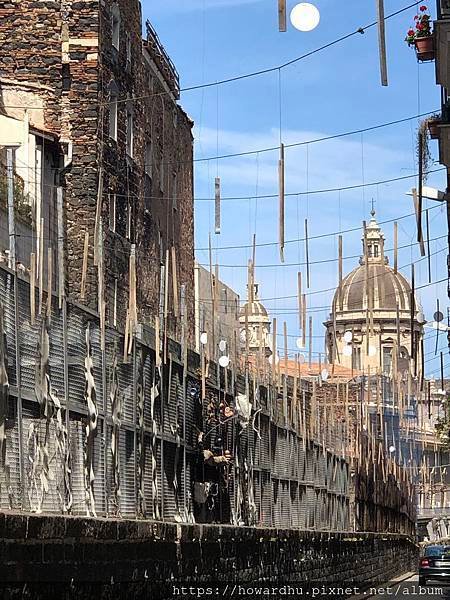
[198,234,447,269]
[194,247,448,307]
[195,205,442,251]
[193,110,438,164]
[193,168,446,202]
[0,2,422,112]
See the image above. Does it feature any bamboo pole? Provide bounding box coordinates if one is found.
[278,0,287,31]
[394,221,398,274]
[80,230,89,301]
[94,166,103,267]
[305,219,310,287]
[98,220,105,351]
[47,247,52,322]
[272,318,277,383]
[30,252,36,326]
[283,321,288,375]
[308,316,312,368]
[376,0,388,86]
[279,143,285,262]
[164,247,169,364]
[38,217,44,315]
[410,263,416,375]
[57,186,65,309]
[338,234,343,311]
[297,272,302,331]
[215,177,221,234]
[171,246,179,319]
[155,315,161,368]
[302,293,307,348]
[208,233,215,359]
[128,245,137,356]
[426,208,432,283]
[412,187,426,257]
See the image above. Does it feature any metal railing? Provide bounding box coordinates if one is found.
[145,20,180,97]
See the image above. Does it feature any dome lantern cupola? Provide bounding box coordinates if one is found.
[360,209,387,266]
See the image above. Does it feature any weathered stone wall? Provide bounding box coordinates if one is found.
[0,0,195,345]
[98,0,195,345]
[0,512,418,598]
[0,0,62,131]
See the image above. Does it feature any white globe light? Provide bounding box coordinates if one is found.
[389,445,396,454]
[200,332,208,345]
[219,340,227,352]
[298,353,306,364]
[296,338,304,350]
[343,331,353,343]
[343,345,352,357]
[219,355,230,368]
[368,345,377,357]
[290,3,320,32]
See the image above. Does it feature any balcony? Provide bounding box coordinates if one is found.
[435,3,450,91]
[437,0,450,19]
[144,20,180,99]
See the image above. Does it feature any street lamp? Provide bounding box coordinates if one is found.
[406,186,447,202]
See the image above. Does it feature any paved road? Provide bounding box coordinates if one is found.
[368,575,450,599]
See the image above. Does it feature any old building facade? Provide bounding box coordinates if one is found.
[0,0,195,344]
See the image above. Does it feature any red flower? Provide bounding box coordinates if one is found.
[420,5,427,11]
[408,28,415,35]
[416,23,423,30]
[414,15,419,19]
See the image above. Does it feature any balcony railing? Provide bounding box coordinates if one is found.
[145,20,180,99]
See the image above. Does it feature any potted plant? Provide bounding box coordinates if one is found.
[405,5,435,62]
[427,113,441,140]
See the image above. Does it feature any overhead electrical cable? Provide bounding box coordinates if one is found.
[195,205,442,251]
[1,2,422,112]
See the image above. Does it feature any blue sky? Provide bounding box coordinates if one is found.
[144,0,448,377]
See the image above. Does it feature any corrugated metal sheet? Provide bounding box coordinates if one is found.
[17,279,39,394]
[119,427,136,517]
[92,418,106,515]
[0,271,17,387]
[67,309,87,409]
[48,300,65,403]
[4,397,20,509]
[69,416,86,515]
[118,359,134,428]
[261,472,271,526]
[0,266,355,530]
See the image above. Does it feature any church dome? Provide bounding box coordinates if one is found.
[239,284,270,322]
[333,263,413,313]
[332,210,414,316]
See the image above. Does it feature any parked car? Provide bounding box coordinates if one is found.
[419,544,450,585]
